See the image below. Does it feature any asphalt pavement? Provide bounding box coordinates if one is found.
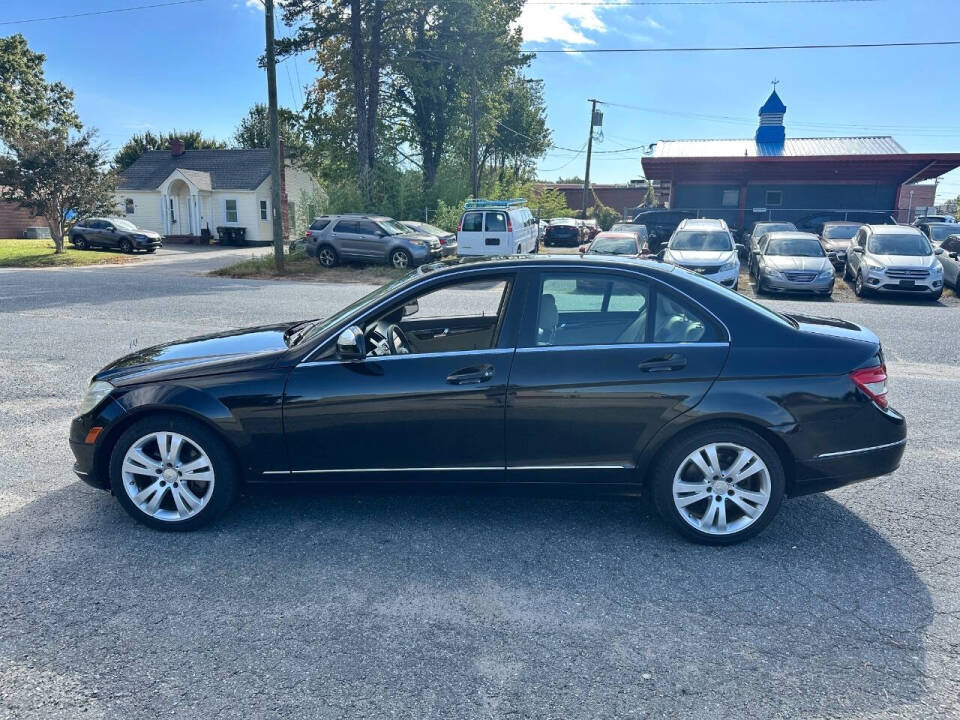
[1,250,958,719]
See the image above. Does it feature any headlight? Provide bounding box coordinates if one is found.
[408,239,426,247]
[762,267,784,279]
[931,263,943,275]
[720,261,738,272]
[78,380,113,415]
[818,268,835,279]
[867,265,885,276]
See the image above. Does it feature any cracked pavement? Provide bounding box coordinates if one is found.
[1,252,958,718]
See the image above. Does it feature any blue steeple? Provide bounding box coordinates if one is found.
[756,88,786,144]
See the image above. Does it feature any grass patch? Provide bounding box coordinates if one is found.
[0,238,133,268]
[210,250,407,284]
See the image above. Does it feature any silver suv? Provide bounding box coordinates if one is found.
[303,214,442,269]
[844,224,945,300]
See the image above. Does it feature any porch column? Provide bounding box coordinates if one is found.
[160,194,169,235]
[191,193,200,236]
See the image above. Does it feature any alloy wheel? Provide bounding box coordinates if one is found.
[391,250,410,269]
[317,247,336,267]
[672,442,771,536]
[121,431,215,522]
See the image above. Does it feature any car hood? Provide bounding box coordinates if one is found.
[667,250,734,265]
[870,254,937,268]
[764,256,832,272]
[131,229,162,239]
[95,322,299,385]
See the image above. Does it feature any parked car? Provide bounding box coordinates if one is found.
[819,221,862,269]
[936,234,960,290]
[456,199,538,256]
[303,214,441,269]
[752,232,835,296]
[70,255,905,544]
[610,222,649,244]
[69,217,162,253]
[578,231,650,257]
[543,217,585,247]
[744,221,797,274]
[916,222,957,247]
[400,220,457,257]
[631,209,698,252]
[912,214,955,226]
[843,224,945,300]
[660,218,742,290]
[795,211,897,235]
[581,218,600,240]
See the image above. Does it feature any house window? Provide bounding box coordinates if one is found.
[169,198,175,223]
[124,198,135,215]
[721,189,739,208]
[765,190,783,207]
[259,200,268,221]
[224,199,239,223]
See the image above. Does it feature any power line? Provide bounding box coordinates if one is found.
[0,0,211,25]
[530,40,960,53]
[526,0,882,4]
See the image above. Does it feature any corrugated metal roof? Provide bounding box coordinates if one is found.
[651,136,906,158]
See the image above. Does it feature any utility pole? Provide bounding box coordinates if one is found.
[264,0,285,272]
[470,77,479,199]
[581,98,600,218]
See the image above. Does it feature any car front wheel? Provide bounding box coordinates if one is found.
[73,235,89,250]
[651,425,785,544]
[390,248,412,269]
[854,270,869,297]
[109,415,238,530]
[119,238,133,254]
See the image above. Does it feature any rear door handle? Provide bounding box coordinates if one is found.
[638,353,687,372]
[446,364,494,385]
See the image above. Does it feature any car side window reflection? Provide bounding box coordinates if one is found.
[536,274,650,346]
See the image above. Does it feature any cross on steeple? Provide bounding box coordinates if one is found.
[771,78,780,90]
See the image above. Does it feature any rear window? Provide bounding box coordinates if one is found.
[485,212,507,232]
[461,212,483,232]
[822,225,859,240]
[670,230,733,251]
[309,219,331,231]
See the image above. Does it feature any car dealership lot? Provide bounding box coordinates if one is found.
[1,259,959,718]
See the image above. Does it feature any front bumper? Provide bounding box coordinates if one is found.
[441,241,458,257]
[69,397,127,490]
[761,273,835,294]
[677,264,739,287]
[133,237,162,250]
[862,273,942,294]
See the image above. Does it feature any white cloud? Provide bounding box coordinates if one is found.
[518,2,615,46]
[245,0,263,9]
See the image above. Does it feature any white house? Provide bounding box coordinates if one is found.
[116,139,319,243]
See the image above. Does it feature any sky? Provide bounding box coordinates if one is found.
[4,0,960,203]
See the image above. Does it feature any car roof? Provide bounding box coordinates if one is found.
[415,253,676,278]
[595,232,638,238]
[762,231,820,240]
[679,218,726,229]
[868,224,922,234]
[822,221,862,226]
[756,221,795,226]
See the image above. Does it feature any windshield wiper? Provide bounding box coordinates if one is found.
[284,320,318,347]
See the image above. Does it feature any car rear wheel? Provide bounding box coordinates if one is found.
[390,248,412,269]
[109,415,238,531]
[651,425,785,545]
[316,245,338,267]
[119,238,133,254]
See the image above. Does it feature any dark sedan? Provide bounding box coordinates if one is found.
[69,217,163,253]
[70,255,905,544]
[543,218,584,247]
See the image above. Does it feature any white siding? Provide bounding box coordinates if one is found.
[210,191,260,242]
[114,191,163,234]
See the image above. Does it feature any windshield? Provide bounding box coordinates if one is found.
[611,223,642,233]
[550,217,576,226]
[753,222,795,237]
[765,237,825,257]
[589,237,638,255]
[378,219,411,235]
[822,225,859,240]
[670,230,733,252]
[868,233,932,256]
[416,222,448,236]
[112,219,138,231]
[930,225,954,242]
[294,273,414,346]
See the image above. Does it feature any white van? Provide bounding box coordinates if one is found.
[456,199,539,256]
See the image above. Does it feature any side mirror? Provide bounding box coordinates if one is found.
[934,247,944,255]
[336,326,366,361]
[402,299,419,317]
[852,246,865,254]
[656,249,666,261]
[950,252,959,260]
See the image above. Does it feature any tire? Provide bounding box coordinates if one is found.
[109,414,239,531]
[854,270,869,297]
[73,235,89,250]
[316,244,338,268]
[755,277,766,295]
[145,248,156,254]
[516,244,522,255]
[119,238,133,254]
[390,248,412,269]
[843,261,852,281]
[650,424,786,545]
[732,278,739,292]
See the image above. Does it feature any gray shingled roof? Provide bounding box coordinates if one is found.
[651,136,906,159]
[117,149,273,191]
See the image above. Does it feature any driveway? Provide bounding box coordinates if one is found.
[1,258,958,719]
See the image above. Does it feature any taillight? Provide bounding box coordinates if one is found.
[305,230,313,239]
[851,364,888,408]
[457,217,463,232]
[438,236,446,245]
[506,216,513,232]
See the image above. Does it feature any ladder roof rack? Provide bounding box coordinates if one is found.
[463,198,527,210]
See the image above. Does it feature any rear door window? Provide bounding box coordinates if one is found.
[354,221,381,236]
[461,212,483,232]
[333,219,357,234]
[486,212,507,232]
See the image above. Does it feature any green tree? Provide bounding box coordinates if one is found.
[234,103,304,154]
[1,128,117,252]
[0,34,80,144]
[113,130,226,170]
[478,74,550,184]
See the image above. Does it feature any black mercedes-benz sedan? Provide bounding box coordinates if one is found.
[70,255,906,544]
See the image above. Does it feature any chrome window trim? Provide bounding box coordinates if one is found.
[506,464,629,471]
[298,346,515,369]
[298,261,732,364]
[516,342,728,354]
[262,463,632,476]
[816,438,906,459]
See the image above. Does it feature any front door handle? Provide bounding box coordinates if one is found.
[446,364,494,385]
[638,353,687,373]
